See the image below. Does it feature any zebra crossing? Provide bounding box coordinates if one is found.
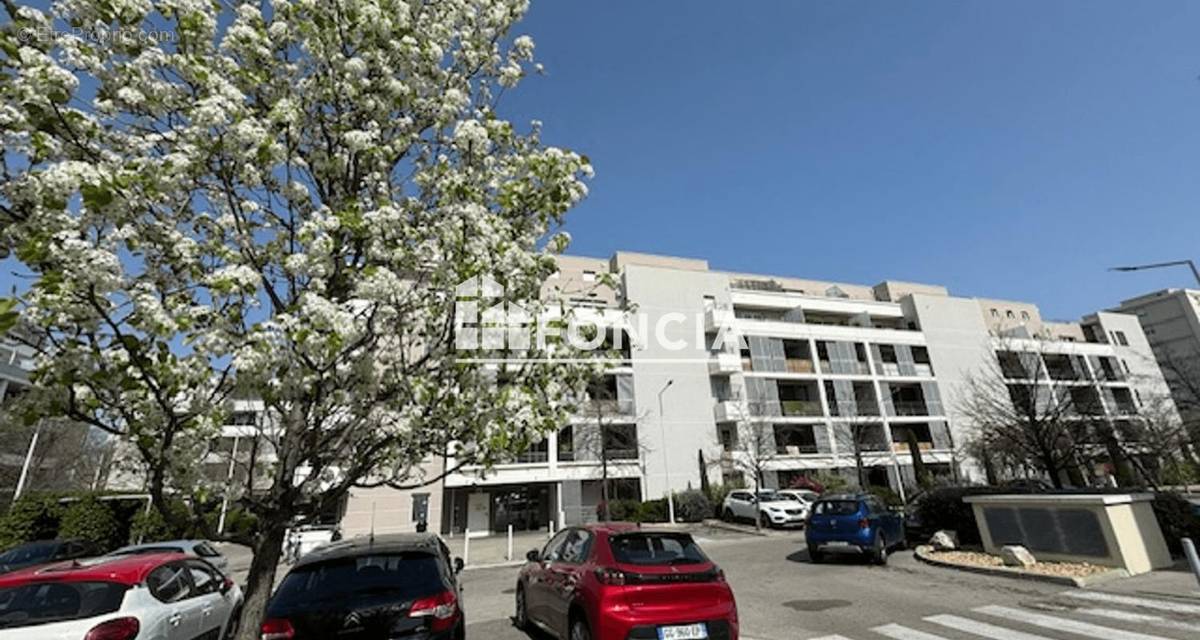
[806,589,1200,640]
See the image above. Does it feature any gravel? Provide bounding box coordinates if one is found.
[927,550,1112,577]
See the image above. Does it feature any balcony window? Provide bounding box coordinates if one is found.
[778,381,822,416]
[514,438,549,464]
[825,381,880,417]
[782,339,814,373]
[718,424,739,452]
[1043,354,1082,381]
[1068,387,1104,416]
[890,423,935,452]
[888,383,930,416]
[774,424,819,455]
[996,351,1034,379]
[558,426,575,462]
[603,424,639,460]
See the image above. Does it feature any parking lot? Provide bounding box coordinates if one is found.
[459,530,1200,640]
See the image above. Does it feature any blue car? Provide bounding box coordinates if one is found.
[806,494,905,565]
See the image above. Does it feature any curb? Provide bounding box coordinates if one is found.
[702,519,771,537]
[913,545,1128,588]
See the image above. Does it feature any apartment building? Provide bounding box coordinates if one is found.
[331,252,1179,538]
[1111,288,1200,419]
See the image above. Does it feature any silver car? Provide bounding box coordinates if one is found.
[106,539,229,571]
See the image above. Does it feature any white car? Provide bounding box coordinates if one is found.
[0,551,242,640]
[722,489,807,528]
[775,489,819,520]
[284,524,341,563]
[107,539,229,572]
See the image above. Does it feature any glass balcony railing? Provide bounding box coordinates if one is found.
[780,400,823,417]
[890,401,930,416]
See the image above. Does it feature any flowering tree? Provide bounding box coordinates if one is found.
[0,0,593,635]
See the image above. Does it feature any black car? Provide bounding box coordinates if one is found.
[262,533,465,640]
[0,539,98,574]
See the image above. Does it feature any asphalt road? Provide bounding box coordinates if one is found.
[459,531,1200,640]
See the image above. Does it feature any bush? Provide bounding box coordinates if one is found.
[703,482,743,513]
[812,470,849,494]
[1151,492,1200,556]
[867,486,904,508]
[632,499,667,523]
[910,485,1008,545]
[599,499,641,522]
[673,490,712,522]
[58,497,122,552]
[0,495,63,550]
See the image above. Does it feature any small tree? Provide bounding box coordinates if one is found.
[959,344,1091,488]
[832,417,889,489]
[721,421,780,530]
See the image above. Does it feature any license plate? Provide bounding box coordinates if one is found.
[658,623,708,640]
[824,540,850,547]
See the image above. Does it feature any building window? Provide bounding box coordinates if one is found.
[582,270,596,282]
[412,493,430,524]
[990,308,999,318]
[1020,311,1030,321]
[1121,359,1130,374]
[1005,310,1015,320]
[1114,331,1129,346]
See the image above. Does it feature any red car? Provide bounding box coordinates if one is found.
[514,523,737,640]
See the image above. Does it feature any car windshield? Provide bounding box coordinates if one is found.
[0,581,128,629]
[0,542,58,566]
[271,552,444,608]
[609,533,709,565]
[756,491,779,501]
[112,546,183,557]
[814,500,861,516]
[776,494,801,502]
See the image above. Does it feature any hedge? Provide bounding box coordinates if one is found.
[1151,492,1200,556]
[673,490,712,522]
[0,496,63,550]
[58,497,123,552]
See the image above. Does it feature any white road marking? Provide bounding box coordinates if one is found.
[807,636,855,640]
[975,605,1172,640]
[1075,607,1200,633]
[1064,590,1200,616]
[925,614,1054,640]
[871,623,952,639]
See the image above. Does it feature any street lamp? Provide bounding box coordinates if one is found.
[1109,259,1200,287]
[658,379,676,524]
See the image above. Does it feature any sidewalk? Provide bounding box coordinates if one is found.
[1090,562,1200,599]
[446,529,553,568]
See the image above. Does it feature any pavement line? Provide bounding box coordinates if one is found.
[1063,590,1200,616]
[975,605,1172,640]
[1075,607,1200,633]
[871,623,952,639]
[924,614,1054,640]
[807,636,855,640]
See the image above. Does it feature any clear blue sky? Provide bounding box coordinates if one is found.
[503,0,1200,320]
[4,1,1199,322]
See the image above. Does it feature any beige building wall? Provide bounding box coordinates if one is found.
[340,458,445,538]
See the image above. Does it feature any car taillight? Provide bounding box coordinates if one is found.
[858,518,870,529]
[409,590,459,631]
[714,567,727,582]
[594,567,627,585]
[84,617,140,640]
[261,618,295,640]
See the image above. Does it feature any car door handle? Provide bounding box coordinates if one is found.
[168,613,183,626]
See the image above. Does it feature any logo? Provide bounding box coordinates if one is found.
[343,611,363,629]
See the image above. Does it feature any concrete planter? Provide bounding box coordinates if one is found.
[963,493,1171,575]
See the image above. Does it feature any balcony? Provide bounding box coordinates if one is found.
[714,400,749,422]
[780,400,823,417]
[892,441,934,453]
[704,305,736,331]
[586,399,635,417]
[709,352,742,375]
[819,360,871,376]
[891,401,930,417]
[777,444,822,456]
[785,358,816,374]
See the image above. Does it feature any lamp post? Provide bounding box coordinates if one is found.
[658,379,676,524]
[1109,259,1200,287]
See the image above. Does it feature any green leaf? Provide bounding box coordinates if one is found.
[81,183,114,210]
[0,298,18,333]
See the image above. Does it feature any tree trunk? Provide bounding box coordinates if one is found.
[905,430,929,488]
[234,521,288,640]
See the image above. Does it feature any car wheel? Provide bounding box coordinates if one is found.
[570,615,591,640]
[759,512,771,529]
[513,583,529,630]
[807,543,822,563]
[872,532,888,565]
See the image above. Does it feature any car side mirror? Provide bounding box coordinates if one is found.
[525,549,540,563]
[220,577,234,594]
[453,557,465,574]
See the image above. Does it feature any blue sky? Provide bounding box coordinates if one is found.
[4,1,1199,321]
[503,0,1200,320]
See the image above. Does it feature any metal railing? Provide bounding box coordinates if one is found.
[890,401,930,416]
[780,400,823,417]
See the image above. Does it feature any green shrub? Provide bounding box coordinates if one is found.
[632,499,667,523]
[703,482,743,512]
[910,485,1009,545]
[600,499,641,522]
[1151,492,1200,556]
[673,490,712,522]
[812,470,849,494]
[0,495,63,550]
[58,497,122,552]
[867,486,904,508]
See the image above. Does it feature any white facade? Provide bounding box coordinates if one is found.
[185,253,1181,537]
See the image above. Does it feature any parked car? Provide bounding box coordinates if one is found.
[773,490,817,521]
[0,539,98,575]
[107,539,229,572]
[284,524,342,563]
[721,489,806,528]
[0,551,242,640]
[516,523,738,640]
[262,533,465,640]
[806,494,906,565]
